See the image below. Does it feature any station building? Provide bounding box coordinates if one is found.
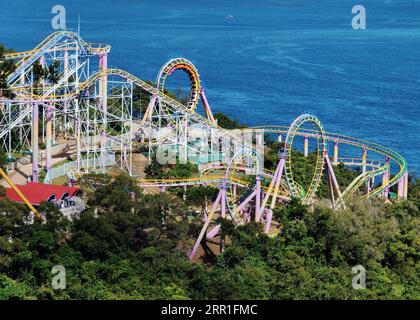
[2,182,84,218]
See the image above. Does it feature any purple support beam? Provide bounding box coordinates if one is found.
[333,140,338,164]
[398,171,409,201]
[269,158,285,210]
[382,157,390,198]
[200,87,216,123]
[325,159,336,209]
[264,210,273,234]
[304,135,308,157]
[141,94,157,126]
[260,158,281,210]
[31,102,39,182]
[45,105,52,173]
[325,154,339,191]
[324,153,345,209]
[368,167,376,194]
[99,53,108,126]
[221,187,226,218]
[189,190,223,260]
[220,186,226,253]
[255,176,261,222]
[206,224,221,239]
[398,177,404,200]
[362,146,367,175]
[261,156,285,213]
[235,189,257,213]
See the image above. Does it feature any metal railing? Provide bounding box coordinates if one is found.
[46,153,116,181]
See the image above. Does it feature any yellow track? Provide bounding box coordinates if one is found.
[3,31,110,62]
[0,167,40,217]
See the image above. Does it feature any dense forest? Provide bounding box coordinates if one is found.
[0,43,419,300]
[0,169,419,299]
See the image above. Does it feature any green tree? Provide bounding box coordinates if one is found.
[0,44,16,99]
[214,112,246,129]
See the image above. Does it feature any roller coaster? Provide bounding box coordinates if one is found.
[0,31,408,259]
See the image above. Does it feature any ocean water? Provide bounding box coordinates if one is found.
[1,0,419,174]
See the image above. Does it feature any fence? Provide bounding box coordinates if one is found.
[46,153,116,181]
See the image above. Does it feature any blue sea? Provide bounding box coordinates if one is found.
[1,0,419,174]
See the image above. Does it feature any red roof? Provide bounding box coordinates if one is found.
[3,182,82,206]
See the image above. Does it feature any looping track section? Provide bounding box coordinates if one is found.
[156,58,201,111]
[284,114,327,204]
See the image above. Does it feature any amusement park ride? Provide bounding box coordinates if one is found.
[0,31,409,259]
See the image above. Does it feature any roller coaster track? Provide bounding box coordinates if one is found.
[6,68,253,154]
[253,126,407,197]
[2,64,261,211]
[3,67,404,204]
[9,68,238,133]
[106,68,256,151]
[156,58,200,111]
[0,31,409,226]
[139,175,247,189]
[4,31,110,86]
[8,71,101,102]
[0,61,89,140]
[284,114,326,204]
[137,173,285,200]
